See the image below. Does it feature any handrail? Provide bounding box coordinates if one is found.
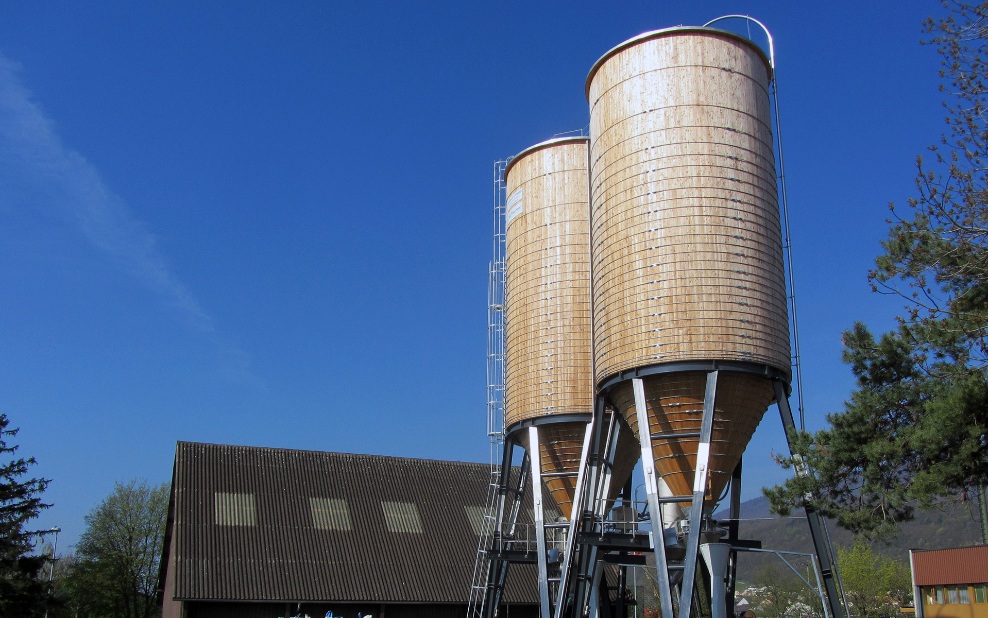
[703,15,775,70]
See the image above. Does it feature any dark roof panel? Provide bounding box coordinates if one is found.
[167,441,540,604]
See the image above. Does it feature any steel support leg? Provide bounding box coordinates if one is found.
[572,396,610,616]
[726,460,743,612]
[555,416,596,616]
[616,565,627,618]
[774,380,846,618]
[678,370,718,618]
[588,559,604,618]
[529,426,552,618]
[572,400,625,618]
[633,377,675,618]
[484,443,531,617]
[593,411,621,522]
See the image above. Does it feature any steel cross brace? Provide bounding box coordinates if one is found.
[678,370,718,618]
[633,377,675,618]
[483,442,531,617]
[576,401,623,617]
[558,396,623,618]
[554,416,596,615]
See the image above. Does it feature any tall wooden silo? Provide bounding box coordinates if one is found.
[586,27,790,508]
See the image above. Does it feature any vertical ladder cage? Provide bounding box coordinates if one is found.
[467,159,509,618]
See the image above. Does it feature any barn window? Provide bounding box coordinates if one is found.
[382,501,423,533]
[464,505,487,535]
[214,492,256,526]
[310,498,352,531]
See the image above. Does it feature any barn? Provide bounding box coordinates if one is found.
[158,441,540,618]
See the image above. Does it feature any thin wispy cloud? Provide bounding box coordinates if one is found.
[0,53,213,332]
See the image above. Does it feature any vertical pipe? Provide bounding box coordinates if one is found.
[700,543,731,618]
[727,462,743,611]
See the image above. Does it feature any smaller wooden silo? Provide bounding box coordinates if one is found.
[504,137,635,518]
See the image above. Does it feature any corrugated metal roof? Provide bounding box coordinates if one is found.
[164,441,541,604]
[912,545,988,585]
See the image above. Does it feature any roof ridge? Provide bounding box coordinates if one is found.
[174,440,488,467]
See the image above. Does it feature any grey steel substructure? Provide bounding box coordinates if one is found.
[571,404,622,616]
[556,360,846,618]
[483,414,594,618]
[482,440,531,617]
[773,379,846,618]
[554,416,597,613]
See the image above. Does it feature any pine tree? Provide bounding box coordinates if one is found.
[766,1,988,540]
[0,413,52,616]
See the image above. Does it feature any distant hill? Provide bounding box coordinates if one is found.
[713,494,985,582]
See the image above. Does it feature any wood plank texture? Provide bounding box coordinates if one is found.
[587,30,790,507]
[610,371,775,506]
[504,138,594,427]
[587,31,791,381]
[505,138,606,518]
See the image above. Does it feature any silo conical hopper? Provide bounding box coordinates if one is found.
[586,28,792,509]
[504,137,636,519]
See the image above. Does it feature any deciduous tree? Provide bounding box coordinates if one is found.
[766,0,988,541]
[837,541,912,618]
[750,564,814,618]
[66,480,169,618]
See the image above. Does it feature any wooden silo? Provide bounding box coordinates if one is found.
[586,28,791,508]
[503,137,595,519]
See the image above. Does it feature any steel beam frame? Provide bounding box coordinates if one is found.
[677,370,718,618]
[554,397,633,618]
[482,415,595,618]
[544,361,847,618]
[571,399,624,617]
[634,377,675,618]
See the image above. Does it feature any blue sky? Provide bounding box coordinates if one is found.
[0,1,947,551]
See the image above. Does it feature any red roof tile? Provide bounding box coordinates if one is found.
[911,546,988,586]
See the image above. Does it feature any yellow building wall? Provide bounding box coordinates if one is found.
[921,585,988,618]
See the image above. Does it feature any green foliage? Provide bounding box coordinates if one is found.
[0,413,52,617]
[748,562,824,618]
[43,553,78,618]
[64,480,169,618]
[766,1,988,540]
[837,540,912,618]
